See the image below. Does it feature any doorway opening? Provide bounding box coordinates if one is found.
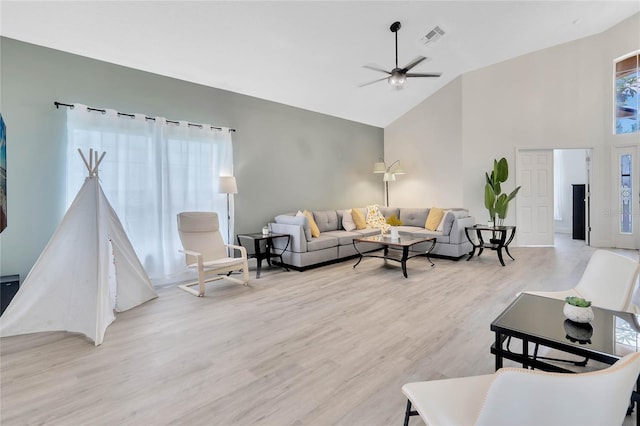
[554,149,591,246]
[515,148,592,247]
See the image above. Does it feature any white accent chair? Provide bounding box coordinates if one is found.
[402,351,640,426]
[523,249,640,366]
[526,249,640,313]
[177,212,249,297]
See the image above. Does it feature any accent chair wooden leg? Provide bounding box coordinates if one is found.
[197,267,206,297]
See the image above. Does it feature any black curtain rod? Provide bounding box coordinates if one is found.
[54,102,236,132]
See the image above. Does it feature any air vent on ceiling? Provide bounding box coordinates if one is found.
[419,26,445,46]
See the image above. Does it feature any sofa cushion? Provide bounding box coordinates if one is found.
[399,208,429,228]
[436,209,452,232]
[338,209,356,231]
[322,230,363,245]
[425,207,445,231]
[352,208,367,230]
[307,234,339,251]
[444,209,470,235]
[411,228,450,244]
[275,213,312,242]
[314,210,340,232]
[354,228,381,237]
[303,210,321,238]
[378,206,400,220]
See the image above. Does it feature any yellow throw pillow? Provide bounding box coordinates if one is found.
[303,210,321,238]
[425,207,445,231]
[352,208,366,230]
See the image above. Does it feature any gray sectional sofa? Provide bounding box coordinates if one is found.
[268,206,475,270]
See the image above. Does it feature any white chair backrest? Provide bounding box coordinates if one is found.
[177,212,228,265]
[476,352,640,426]
[576,250,640,312]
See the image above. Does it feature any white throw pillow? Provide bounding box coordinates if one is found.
[436,210,451,232]
[342,209,356,231]
[296,210,313,241]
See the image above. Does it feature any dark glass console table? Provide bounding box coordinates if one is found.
[237,232,290,278]
[465,225,516,266]
[491,293,640,423]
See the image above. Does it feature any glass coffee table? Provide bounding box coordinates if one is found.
[491,293,640,422]
[352,233,436,278]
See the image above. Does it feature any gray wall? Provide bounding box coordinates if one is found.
[0,37,383,280]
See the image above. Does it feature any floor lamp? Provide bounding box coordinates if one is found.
[373,160,405,206]
[218,176,238,244]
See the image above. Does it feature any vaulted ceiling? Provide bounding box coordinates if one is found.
[1,1,638,127]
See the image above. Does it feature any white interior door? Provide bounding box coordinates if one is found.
[516,149,554,246]
[612,146,639,249]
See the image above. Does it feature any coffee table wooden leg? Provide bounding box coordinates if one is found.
[352,241,363,269]
[401,247,409,278]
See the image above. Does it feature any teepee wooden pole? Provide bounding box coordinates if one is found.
[78,148,107,176]
[78,149,91,173]
[94,152,106,173]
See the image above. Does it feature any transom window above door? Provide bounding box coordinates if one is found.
[615,51,639,135]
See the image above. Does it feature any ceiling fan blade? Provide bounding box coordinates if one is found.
[402,56,427,72]
[406,72,442,78]
[358,76,389,87]
[363,65,391,75]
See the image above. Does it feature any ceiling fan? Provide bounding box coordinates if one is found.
[360,21,442,89]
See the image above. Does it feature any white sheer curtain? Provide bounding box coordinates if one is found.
[65,104,234,280]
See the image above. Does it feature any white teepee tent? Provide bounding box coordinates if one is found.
[0,149,158,345]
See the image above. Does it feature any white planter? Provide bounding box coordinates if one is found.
[563,303,594,323]
[390,227,399,239]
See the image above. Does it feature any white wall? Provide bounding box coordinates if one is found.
[383,77,463,208]
[601,14,640,247]
[386,12,640,247]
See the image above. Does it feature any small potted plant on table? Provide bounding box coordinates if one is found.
[386,214,403,239]
[563,296,594,323]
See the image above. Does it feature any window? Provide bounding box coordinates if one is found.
[615,52,639,134]
[620,153,632,234]
[65,105,234,280]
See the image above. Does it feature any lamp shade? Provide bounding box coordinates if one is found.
[383,172,396,182]
[392,165,405,175]
[373,162,386,173]
[218,176,238,194]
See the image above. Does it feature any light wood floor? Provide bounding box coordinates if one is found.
[1,234,637,425]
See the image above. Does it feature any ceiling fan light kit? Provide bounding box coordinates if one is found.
[359,21,442,89]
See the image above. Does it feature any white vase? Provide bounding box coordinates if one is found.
[563,303,594,323]
[390,227,399,239]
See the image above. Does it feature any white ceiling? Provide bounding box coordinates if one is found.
[1,1,639,127]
